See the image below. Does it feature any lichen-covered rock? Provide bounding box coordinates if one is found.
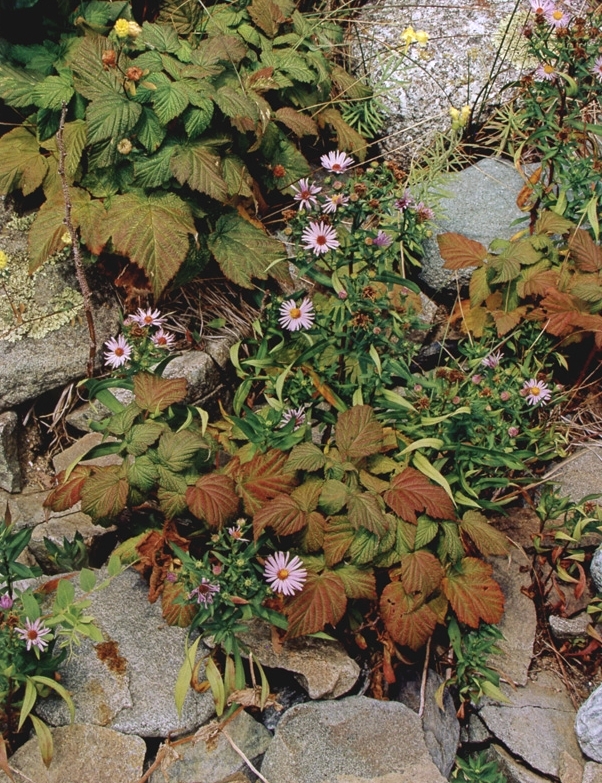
[576,683,602,763]
[0,410,21,492]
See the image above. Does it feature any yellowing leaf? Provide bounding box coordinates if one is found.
[134,373,188,412]
[186,474,239,527]
[469,265,491,308]
[438,232,487,270]
[459,510,510,556]
[44,466,93,512]
[534,211,574,235]
[285,442,327,473]
[335,405,383,461]
[318,106,367,161]
[0,126,48,197]
[323,516,355,566]
[285,570,347,638]
[442,557,505,628]
[347,491,387,535]
[275,107,318,137]
[108,192,196,296]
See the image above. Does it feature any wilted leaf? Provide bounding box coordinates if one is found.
[335,405,383,461]
[44,465,92,512]
[399,550,444,595]
[134,373,187,412]
[0,126,47,197]
[285,570,347,638]
[248,0,285,37]
[186,473,239,527]
[438,233,487,270]
[225,448,296,515]
[275,107,318,136]
[81,466,129,520]
[162,580,197,627]
[384,467,455,524]
[442,557,505,628]
[380,581,438,650]
[459,511,509,556]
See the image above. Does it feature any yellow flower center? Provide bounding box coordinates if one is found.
[289,307,301,319]
[530,385,541,395]
[552,10,563,19]
[544,64,555,74]
[277,568,290,580]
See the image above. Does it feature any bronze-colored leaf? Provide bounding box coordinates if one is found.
[442,557,505,628]
[186,473,239,527]
[335,405,383,461]
[285,570,347,638]
[459,511,509,556]
[380,580,438,650]
[384,467,455,524]
[134,373,188,412]
[438,232,487,270]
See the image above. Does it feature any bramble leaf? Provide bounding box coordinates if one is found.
[399,550,444,595]
[568,228,602,272]
[157,430,207,473]
[438,233,487,269]
[170,142,229,201]
[253,482,325,538]
[81,466,129,520]
[108,192,196,296]
[319,479,349,515]
[384,467,455,524]
[285,570,347,638]
[380,580,438,650]
[442,557,505,628]
[538,289,585,336]
[0,127,47,197]
[248,0,285,37]
[225,448,296,515]
[162,580,197,627]
[317,106,367,161]
[274,107,318,137]
[285,442,326,473]
[43,466,93,512]
[335,405,383,461]
[534,211,573,235]
[125,422,165,456]
[335,565,376,599]
[347,491,387,535]
[186,473,239,527]
[208,211,287,288]
[459,511,509,556]
[134,373,187,412]
[86,92,142,145]
[469,265,491,308]
[323,516,354,566]
[348,527,380,565]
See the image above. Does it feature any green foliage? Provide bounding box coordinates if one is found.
[0,0,368,295]
[453,752,507,783]
[43,531,89,572]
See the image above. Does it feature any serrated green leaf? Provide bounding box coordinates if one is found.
[128,454,159,491]
[139,21,182,54]
[170,142,228,201]
[152,79,190,124]
[134,142,176,188]
[222,155,253,198]
[183,102,215,138]
[86,91,142,145]
[348,527,380,565]
[126,421,165,456]
[157,430,206,472]
[81,466,129,520]
[347,491,387,535]
[285,442,326,472]
[32,72,74,110]
[415,516,438,549]
[68,35,122,101]
[0,60,43,107]
[319,479,349,514]
[0,126,47,197]
[135,106,166,152]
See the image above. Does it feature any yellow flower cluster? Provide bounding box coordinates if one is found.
[449,104,471,130]
[114,19,142,39]
[0,250,8,270]
[400,26,429,47]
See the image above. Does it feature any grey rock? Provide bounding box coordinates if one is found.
[460,712,491,745]
[550,446,602,506]
[418,159,527,293]
[0,488,79,531]
[260,696,447,783]
[52,432,122,475]
[149,711,272,783]
[28,512,111,572]
[576,683,602,763]
[261,684,310,731]
[491,744,552,783]
[237,618,359,699]
[0,724,146,783]
[549,613,592,640]
[559,750,588,783]
[591,546,602,594]
[479,671,583,777]
[0,410,21,492]
[490,552,537,687]
[350,0,524,163]
[584,762,602,783]
[36,567,215,736]
[396,669,459,777]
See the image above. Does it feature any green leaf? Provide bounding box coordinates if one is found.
[68,35,122,101]
[206,656,226,716]
[32,72,74,110]
[29,714,54,768]
[18,678,38,731]
[135,106,166,152]
[0,126,47,197]
[86,91,142,145]
[415,516,438,549]
[208,211,287,288]
[79,568,96,592]
[335,405,383,461]
[0,61,43,107]
[286,442,326,472]
[125,421,165,456]
[108,553,122,576]
[128,455,159,491]
[134,142,176,188]
[157,430,207,472]
[170,142,229,201]
[348,527,380,565]
[175,636,201,717]
[222,155,253,198]
[183,102,215,139]
[152,79,191,124]
[319,479,349,514]
[108,192,196,296]
[347,491,387,535]
[139,22,182,54]
[80,466,129,520]
[335,565,376,599]
[56,577,76,608]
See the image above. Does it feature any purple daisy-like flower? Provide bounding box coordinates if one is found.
[529,0,554,13]
[264,552,307,596]
[591,56,602,82]
[373,230,393,248]
[292,178,321,211]
[481,350,503,369]
[320,151,354,173]
[189,578,220,606]
[301,221,340,256]
[280,406,306,430]
[132,307,165,328]
[151,328,176,349]
[546,6,570,27]
[0,594,13,610]
[395,190,415,212]
[15,617,52,652]
[522,378,552,406]
[321,193,349,214]
[227,523,249,542]
[104,334,132,369]
[535,63,557,81]
[279,298,315,331]
[508,426,520,437]
[413,202,435,222]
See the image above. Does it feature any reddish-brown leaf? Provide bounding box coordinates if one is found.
[517,267,559,298]
[442,557,505,628]
[323,516,355,566]
[285,570,347,638]
[134,373,188,412]
[380,581,438,650]
[162,580,197,627]
[80,466,129,520]
[539,289,584,336]
[302,511,327,552]
[44,466,92,512]
[335,405,383,461]
[185,473,239,528]
[399,550,444,596]
[568,228,602,272]
[438,232,487,270]
[384,467,455,524]
[491,307,527,336]
[347,491,387,535]
[254,480,324,538]
[572,314,602,347]
[225,449,297,515]
[459,511,509,556]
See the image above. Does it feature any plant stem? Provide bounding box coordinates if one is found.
[55,102,96,377]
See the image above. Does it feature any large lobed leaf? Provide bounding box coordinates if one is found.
[399,550,444,596]
[186,473,239,527]
[384,467,456,524]
[285,570,347,638]
[459,511,509,557]
[108,192,196,296]
[170,142,229,202]
[438,233,487,270]
[0,127,48,197]
[134,373,188,413]
[253,479,323,537]
[43,466,93,512]
[442,557,504,628]
[335,405,383,462]
[568,228,602,273]
[225,448,296,515]
[380,580,439,650]
[80,466,129,520]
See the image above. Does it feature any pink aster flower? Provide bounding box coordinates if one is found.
[500,390,511,402]
[279,298,315,331]
[320,151,354,173]
[0,594,13,610]
[292,178,321,211]
[535,63,557,81]
[522,378,552,406]
[481,350,503,369]
[301,221,340,256]
[227,522,249,541]
[591,56,602,82]
[413,202,435,222]
[508,426,520,437]
[104,334,132,369]
[280,406,306,430]
[132,307,165,328]
[546,6,570,27]
[529,0,554,13]
[395,191,415,212]
[189,579,220,606]
[151,328,176,349]
[322,193,349,214]
[373,230,393,248]
[15,618,51,652]
[264,552,307,596]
